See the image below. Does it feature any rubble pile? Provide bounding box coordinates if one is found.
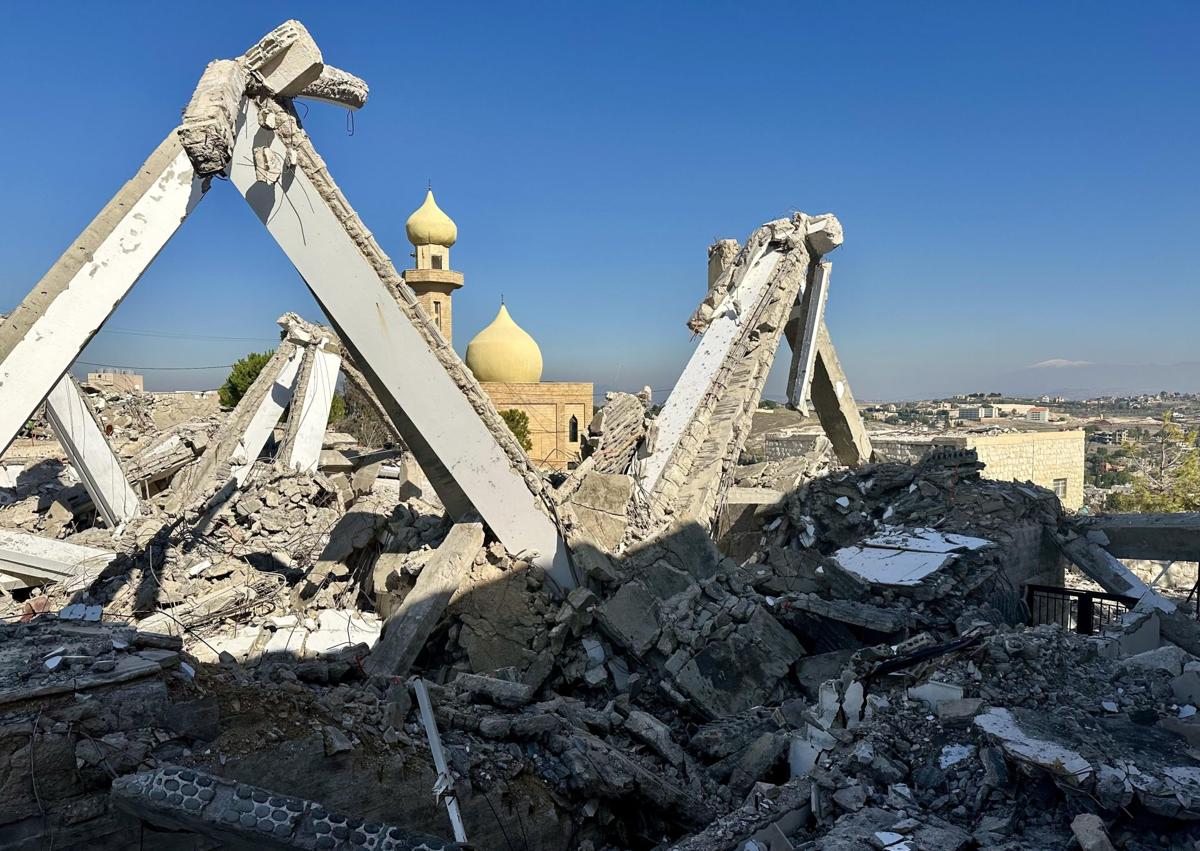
[7,430,1200,849]
[1,17,1198,847]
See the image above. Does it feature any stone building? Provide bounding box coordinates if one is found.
[872,429,1087,510]
[85,371,144,393]
[399,190,593,470]
[465,303,593,471]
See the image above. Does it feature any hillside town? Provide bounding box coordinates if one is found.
[0,16,1197,851]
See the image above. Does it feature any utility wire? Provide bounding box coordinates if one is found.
[101,327,278,343]
[75,361,234,371]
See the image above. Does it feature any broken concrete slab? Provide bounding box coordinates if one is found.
[364,522,484,677]
[0,528,116,588]
[597,581,662,657]
[1121,644,1190,677]
[673,606,804,719]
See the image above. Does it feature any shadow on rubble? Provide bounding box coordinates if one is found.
[14,460,1200,850]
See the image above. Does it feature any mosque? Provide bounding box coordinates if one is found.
[401,190,593,471]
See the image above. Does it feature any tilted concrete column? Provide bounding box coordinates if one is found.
[169,338,301,512]
[0,135,207,455]
[777,218,872,467]
[229,337,306,484]
[785,261,831,415]
[281,344,341,473]
[227,98,575,591]
[807,325,872,467]
[44,376,140,527]
[636,226,786,499]
[638,218,840,531]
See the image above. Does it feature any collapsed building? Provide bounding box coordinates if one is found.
[1,19,1200,851]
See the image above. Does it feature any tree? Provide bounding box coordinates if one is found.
[328,393,346,423]
[219,351,274,408]
[1110,413,1200,512]
[500,408,533,451]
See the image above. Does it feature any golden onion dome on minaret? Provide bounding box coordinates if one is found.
[405,189,457,247]
[466,303,544,383]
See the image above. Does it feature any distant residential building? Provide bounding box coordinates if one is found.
[1027,407,1050,423]
[1091,430,1129,446]
[86,371,144,393]
[960,405,997,420]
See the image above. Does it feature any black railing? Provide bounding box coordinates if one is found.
[1025,584,1138,635]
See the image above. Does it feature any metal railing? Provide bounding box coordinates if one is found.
[1025,584,1138,635]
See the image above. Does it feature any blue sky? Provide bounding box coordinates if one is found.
[0,2,1196,400]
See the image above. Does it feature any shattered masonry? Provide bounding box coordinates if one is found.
[1,16,1199,851]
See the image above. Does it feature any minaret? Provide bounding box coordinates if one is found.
[402,189,463,343]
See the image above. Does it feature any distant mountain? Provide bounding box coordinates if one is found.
[990,360,1200,399]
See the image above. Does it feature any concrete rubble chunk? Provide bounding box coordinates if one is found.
[241,19,324,96]
[364,522,485,677]
[1071,813,1117,851]
[179,59,250,176]
[597,580,662,657]
[1121,644,1189,677]
[453,671,534,708]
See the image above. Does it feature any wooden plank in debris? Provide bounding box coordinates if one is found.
[363,522,484,677]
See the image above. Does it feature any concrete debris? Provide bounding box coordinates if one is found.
[4,18,1200,851]
[580,391,649,475]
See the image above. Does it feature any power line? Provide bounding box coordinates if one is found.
[76,361,234,371]
[101,326,278,343]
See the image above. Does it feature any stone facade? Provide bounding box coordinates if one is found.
[483,381,593,471]
[86,372,144,393]
[400,273,461,343]
[873,430,1086,511]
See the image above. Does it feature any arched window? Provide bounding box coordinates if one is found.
[568,415,579,443]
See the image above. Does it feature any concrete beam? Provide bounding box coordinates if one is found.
[229,341,306,484]
[44,376,140,527]
[637,227,785,497]
[1057,532,1200,656]
[0,528,116,587]
[1057,534,1174,610]
[240,19,324,97]
[169,339,299,511]
[282,346,341,473]
[786,261,830,415]
[808,325,872,466]
[364,522,484,677]
[227,98,575,592]
[1076,513,1200,562]
[0,133,206,456]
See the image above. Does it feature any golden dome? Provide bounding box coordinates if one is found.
[466,304,543,383]
[405,189,457,247]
